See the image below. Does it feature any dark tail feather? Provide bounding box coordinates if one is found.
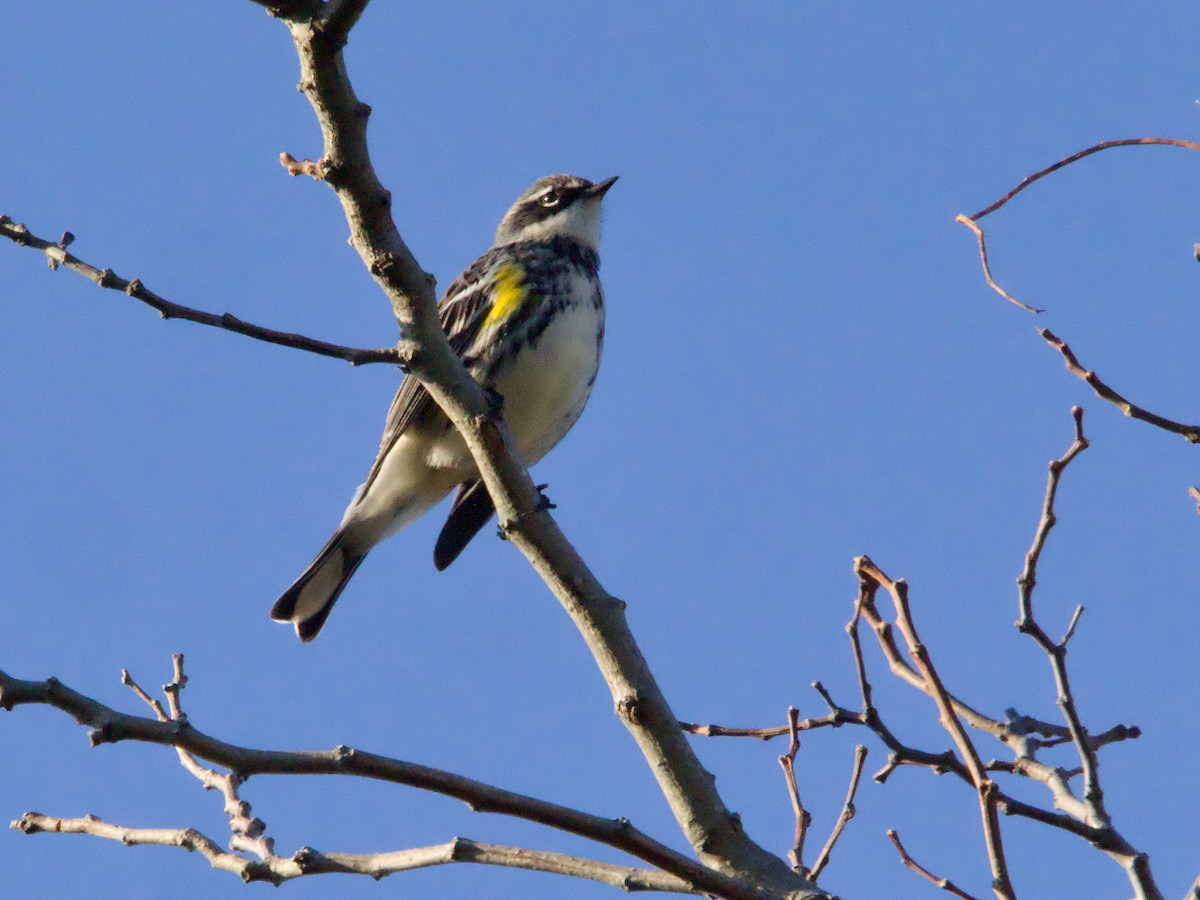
[433,480,496,571]
[271,532,367,642]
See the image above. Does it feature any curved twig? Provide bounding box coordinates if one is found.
[1041,330,1200,444]
[967,138,1200,221]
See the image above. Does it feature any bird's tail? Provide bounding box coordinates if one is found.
[271,532,367,642]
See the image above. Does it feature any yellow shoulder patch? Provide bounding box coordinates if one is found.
[483,262,527,328]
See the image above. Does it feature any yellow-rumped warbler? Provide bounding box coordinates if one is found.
[272,174,617,641]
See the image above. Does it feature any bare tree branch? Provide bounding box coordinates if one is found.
[0,217,400,365]
[856,557,1015,900]
[965,138,1200,221]
[3,4,821,890]
[11,814,697,893]
[886,830,980,900]
[954,214,1042,313]
[777,708,812,875]
[1011,408,1162,900]
[266,8,821,895]
[123,657,274,859]
[0,666,774,900]
[1040,330,1200,444]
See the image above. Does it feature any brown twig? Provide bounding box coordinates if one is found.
[0,217,400,366]
[777,707,812,874]
[857,557,1014,900]
[967,138,1200,221]
[807,744,867,882]
[10,815,697,893]
[1012,409,1163,899]
[954,215,1043,313]
[1040,330,1200,444]
[957,138,1200,316]
[886,829,980,900]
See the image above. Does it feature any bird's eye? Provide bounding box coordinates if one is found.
[539,190,560,208]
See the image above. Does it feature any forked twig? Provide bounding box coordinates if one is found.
[856,557,1014,900]
[778,707,812,873]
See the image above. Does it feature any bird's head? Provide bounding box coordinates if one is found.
[494,174,618,250]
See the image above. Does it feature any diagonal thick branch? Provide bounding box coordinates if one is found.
[261,3,821,896]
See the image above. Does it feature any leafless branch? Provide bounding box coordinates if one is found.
[10,814,697,893]
[965,138,1200,221]
[807,744,867,883]
[123,657,273,859]
[1040,330,1200,444]
[268,8,820,895]
[0,217,400,366]
[954,214,1043,313]
[777,707,812,874]
[955,138,1200,445]
[886,830,980,900]
[0,666,774,900]
[856,557,1015,900]
[679,709,852,741]
[1011,408,1162,900]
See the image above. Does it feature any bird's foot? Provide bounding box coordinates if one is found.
[534,483,556,511]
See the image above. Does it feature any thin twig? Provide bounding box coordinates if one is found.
[857,558,1015,900]
[0,217,400,366]
[807,744,867,882]
[954,214,1042,313]
[1011,408,1163,900]
[777,707,812,874]
[966,138,1200,221]
[679,709,852,741]
[125,657,273,859]
[886,829,980,900]
[1041,330,1200,443]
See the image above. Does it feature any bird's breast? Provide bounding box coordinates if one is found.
[493,292,604,465]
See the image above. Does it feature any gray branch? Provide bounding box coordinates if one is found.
[12,815,696,893]
[0,666,776,900]
[262,3,821,896]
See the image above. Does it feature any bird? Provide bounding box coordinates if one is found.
[271,174,617,641]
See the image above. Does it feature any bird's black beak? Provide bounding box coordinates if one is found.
[587,175,619,198]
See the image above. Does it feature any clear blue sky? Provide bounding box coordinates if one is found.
[3,3,1199,898]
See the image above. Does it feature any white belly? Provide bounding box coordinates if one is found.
[427,300,603,470]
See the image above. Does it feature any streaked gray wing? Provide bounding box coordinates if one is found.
[360,250,502,491]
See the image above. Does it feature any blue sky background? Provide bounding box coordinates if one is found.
[3,3,1199,898]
